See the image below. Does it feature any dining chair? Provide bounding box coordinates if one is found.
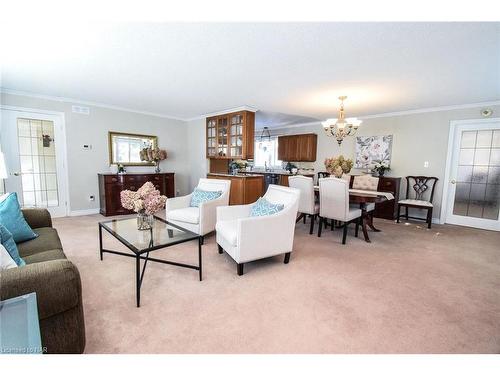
[351,175,378,213]
[397,176,438,228]
[288,175,319,234]
[317,177,362,244]
[316,171,330,184]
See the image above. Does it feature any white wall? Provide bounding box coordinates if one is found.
[1,93,190,213]
[268,105,500,220]
[187,118,209,191]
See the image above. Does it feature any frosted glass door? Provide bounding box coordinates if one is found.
[1,109,67,217]
[446,119,500,231]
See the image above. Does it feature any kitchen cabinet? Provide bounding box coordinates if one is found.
[206,110,255,160]
[207,173,264,205]
[278,134,317,162]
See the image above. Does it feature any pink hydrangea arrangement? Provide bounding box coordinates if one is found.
[120,181,167,215]
[324,155,353,178]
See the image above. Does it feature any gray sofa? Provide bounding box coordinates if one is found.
[0,208,85,354]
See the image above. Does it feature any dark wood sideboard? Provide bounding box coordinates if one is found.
[98,173,175,216]
[349,176,401,220]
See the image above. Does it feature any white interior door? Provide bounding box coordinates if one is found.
[0,108,68,217]
[444,118,500,231]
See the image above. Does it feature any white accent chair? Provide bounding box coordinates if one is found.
[215,185,300,275]
[288,175,319,234]
[318,177,362,244]
[165,178,231,243]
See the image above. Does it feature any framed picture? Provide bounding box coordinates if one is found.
[355,135,393,168]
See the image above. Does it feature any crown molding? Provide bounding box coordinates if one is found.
[3,87,498,126]
[186,105,258,121]
[0,88,187,121]
[258,100,500,130]
[358,100,500,120]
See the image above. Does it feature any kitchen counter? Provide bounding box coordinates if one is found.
[238,170,315,177]
[207,173,264,205]
[206,173,264,178]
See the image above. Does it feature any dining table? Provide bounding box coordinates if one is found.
[313,186,393,243]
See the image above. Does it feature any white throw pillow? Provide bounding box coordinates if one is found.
[1,243,18,270]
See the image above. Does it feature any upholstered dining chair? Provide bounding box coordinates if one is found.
[317,177,362,244]
[215,185,300,275]
[351,174,378,213]
[397,176,438,228]
[165,178,231,243]
[288,175,319,234]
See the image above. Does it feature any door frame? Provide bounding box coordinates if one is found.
[441,117,500,229]
[0,105,70,217]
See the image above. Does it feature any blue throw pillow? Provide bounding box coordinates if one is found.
[0,193,38,243]
[190,188,223,207]
[0,224,25,267]
[250,197,284,217]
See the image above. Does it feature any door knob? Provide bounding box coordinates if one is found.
[450,179,456,184]
[12,172,21,176]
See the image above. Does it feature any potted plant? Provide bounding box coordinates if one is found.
[229,160,247,175]
[372,161,391,177]
[324,155,353,178]
[120,182,167,230]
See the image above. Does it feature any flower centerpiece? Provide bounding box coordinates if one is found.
[324,155,354,178]
[372,160,391,177]
[140,147,168,173]
[120,182,167,230]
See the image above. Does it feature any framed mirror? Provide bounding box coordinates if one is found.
[108,131,158,166]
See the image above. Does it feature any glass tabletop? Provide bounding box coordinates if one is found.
[100,216,200,253]
[0,293,43,354]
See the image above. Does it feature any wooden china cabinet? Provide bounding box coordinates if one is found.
[206,110,255,159]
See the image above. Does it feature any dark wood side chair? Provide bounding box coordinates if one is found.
[317,171,330,181]
[397,176,438,228]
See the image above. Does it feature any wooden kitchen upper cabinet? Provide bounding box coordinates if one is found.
[278,133,317,162]
[206,110,255,159]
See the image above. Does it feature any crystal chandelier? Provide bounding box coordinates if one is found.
[321,96,362,146]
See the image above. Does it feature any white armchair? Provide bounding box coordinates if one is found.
[215,185,300,276]
[166,178,231,242]
[288,175,319,235]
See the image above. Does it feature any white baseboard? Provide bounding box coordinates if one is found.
[69,208,100,216]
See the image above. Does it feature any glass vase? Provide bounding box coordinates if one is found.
[137,212,154,230]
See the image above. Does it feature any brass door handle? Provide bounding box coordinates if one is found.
[12,172,21,176]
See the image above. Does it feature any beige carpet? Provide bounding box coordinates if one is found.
[52,213,500,354]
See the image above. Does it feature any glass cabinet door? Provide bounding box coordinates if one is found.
[217,116,228,157]
[229,113,244,158]
[206,118,217,157]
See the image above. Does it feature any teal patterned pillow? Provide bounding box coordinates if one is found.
[190,188,223,207]
[250,198,284,217]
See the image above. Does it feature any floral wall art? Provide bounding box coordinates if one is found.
[355,135,393,168]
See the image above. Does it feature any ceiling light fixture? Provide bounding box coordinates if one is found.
[260,126,271,141]
[321,96,362,146]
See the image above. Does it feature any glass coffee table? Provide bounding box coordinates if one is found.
[98,216,202,307]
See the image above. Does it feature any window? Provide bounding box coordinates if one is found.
[254,137,282,168]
